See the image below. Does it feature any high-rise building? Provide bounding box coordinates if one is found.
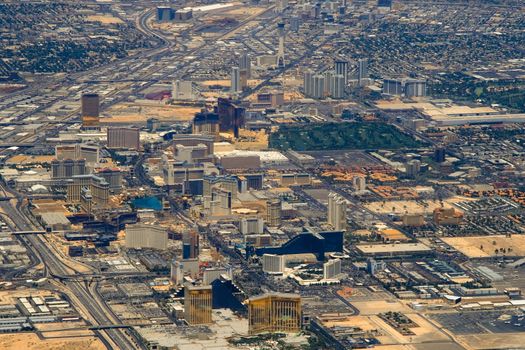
[173,80,194,100]
[357,59,368,86]
[157,6,174,21]
[96,168,123,192]
[312,74,325,99]
[51,159,87,179]
[434,147,446,163]
[239,53,251,79]
[331,74,346,99]
[146,117,160,132]
[377,0,392,9]
[262,254,285,274]
[240,217,264,235]
[328,192,347,231]
[66,174,109,208]
[182,231,199,259]
[81,93,100,130]
[404,79,427,98]
[202,266,233,285]
[405,159,421,178]
[56,144,99,165]
[266,199,282,227]
[216,98,245,138]
[290,16,300,32]
[382,78,404,96]
[125,223,168,250]
[170,260,184,285]
[107,127,140,151]
[352,175,366,192]
[248,293,301,334]
[184,285,212,325]
[323,258,342,279]
[335,60,349,84]
[231,67,241,93]
[276,23,285,68]
[303,70,315,97]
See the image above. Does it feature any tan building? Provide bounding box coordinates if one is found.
[248,293,301,334]
[402,214,425,227]
[107,127,140,151]
[125,223,168,250]
[56,144,99,164]
[184,285,212,325]
[266,199,282,227]
[433,207,463,225]
[66,174,109,209]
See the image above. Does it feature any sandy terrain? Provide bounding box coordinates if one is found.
[86,15,123,24]
[6,155,55,165]
[365,196,474,215]
[456,333,525,349]
[105,102,201,123]
[352,300,412,315]
[0,333,106,350]
[442,235,525,258]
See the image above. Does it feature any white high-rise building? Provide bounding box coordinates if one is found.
[262,254,285,274]
[203,266,233,285]
[323,258,342,279]
[231,67,241,93]
[328,192,347,231]
[353,175,366,192]
[313,75,325,99]
[126,223,168,250]
[239,53,251,79]
[173,80,194,100]
[240,217,264,235]
[331,74,346,99]
[358,58,368,86]
[276,23,285,67]
[335,60,349,84]
[303,70,314,96]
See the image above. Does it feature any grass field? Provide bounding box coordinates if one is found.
[269,122,424,151]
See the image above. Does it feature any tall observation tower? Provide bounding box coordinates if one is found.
[277,23,285,68]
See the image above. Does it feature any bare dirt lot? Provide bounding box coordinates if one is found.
[442,235,525,258]
[0,333,106,350]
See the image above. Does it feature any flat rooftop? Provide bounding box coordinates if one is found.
[356,242,432,255]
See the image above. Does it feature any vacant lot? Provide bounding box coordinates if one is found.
[442,235,525,258]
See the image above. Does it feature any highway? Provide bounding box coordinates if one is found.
[0,185,141,350]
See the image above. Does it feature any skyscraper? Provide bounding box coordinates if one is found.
[231,67,241,93]
[328,192,347,231]
[184,285,213,325]
[335,60,349,84]
[303,70,314,97]
[182,231,199,259]
[107,127,140,151]
[312,75,325,99]
[377,0,392,9]
[331,74,346,99]
[276,23,285,68]
[266,199,282,227]
[357,58,368,86]
[81,93,100,130]
[248,293,301,334]
[239,52,251,79]
[404,79,427,98]
[216,98,245,138]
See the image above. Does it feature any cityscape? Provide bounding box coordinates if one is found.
[0,0,525,349]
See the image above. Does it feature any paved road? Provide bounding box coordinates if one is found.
[0,186,141,350]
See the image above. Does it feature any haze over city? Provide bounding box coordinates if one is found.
[0,0,525,349]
